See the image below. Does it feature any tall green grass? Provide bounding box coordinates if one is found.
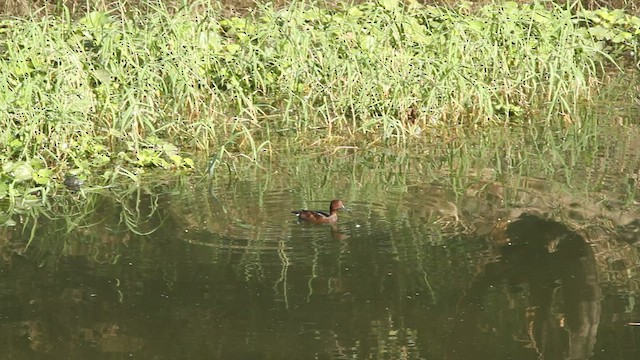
[0,0,637,207]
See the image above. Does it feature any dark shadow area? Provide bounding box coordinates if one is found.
[449,214,602,360]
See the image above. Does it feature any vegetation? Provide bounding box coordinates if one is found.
[0,0,639,221]
[1,4,638,359]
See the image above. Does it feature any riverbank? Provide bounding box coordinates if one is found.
[0,0,638,206]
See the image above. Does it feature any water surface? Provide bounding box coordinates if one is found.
[1,126,640,359]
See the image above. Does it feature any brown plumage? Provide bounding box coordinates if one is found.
[292,200,346,223]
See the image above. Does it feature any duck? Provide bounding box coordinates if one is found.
[292,200,346,224]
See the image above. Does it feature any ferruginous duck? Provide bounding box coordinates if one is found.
[292,200,346,223]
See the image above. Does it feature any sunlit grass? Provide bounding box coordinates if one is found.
[0,0,638,215]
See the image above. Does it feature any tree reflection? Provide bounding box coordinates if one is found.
[450,214,601,360]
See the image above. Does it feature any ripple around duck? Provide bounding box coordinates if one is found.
[168,177,455,265]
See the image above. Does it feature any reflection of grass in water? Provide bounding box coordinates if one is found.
[196,115,615,301]
[4,178,178,269]
[18,111,618,242]
[5,106,640,301]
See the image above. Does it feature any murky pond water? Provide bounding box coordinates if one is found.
[2,124,640,359]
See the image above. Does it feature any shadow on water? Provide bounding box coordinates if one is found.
[450,214,601,360]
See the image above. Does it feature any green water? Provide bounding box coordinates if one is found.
[1,123,640,359]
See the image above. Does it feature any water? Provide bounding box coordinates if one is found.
[1,126,640,359]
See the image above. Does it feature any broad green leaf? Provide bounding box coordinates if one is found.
[12,163,34,182]
[163,143,179,157]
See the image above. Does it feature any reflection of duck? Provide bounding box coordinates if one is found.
[292,200,346,223]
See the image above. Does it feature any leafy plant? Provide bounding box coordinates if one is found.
[579,7,640,58]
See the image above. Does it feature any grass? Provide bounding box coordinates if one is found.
[0,0,638,214]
